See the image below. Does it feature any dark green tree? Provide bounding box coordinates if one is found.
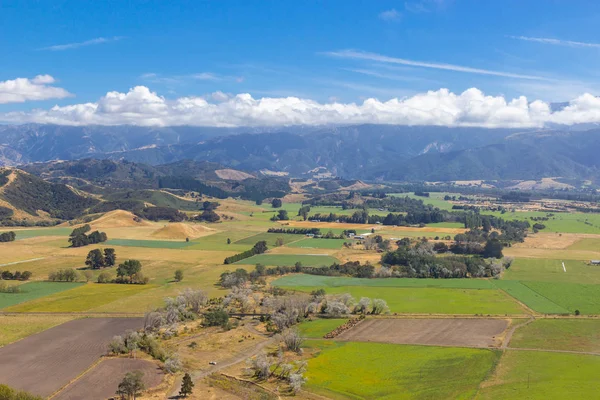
[85,249,105,269]
[115,370,145,400]
[179,373,194,397]
[271,198,282,208]
[117,260,142,283]
[174,269,184,282]
[483,239,504,259]
[277,210,289,220]
[104,248,117,266]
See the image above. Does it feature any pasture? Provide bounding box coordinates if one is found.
[477,350,600,399]
[0,227,72,239]
[286,238,348,249]
[0,314,75,347]
[521,281,600,314]
[0,318,142,397]
[234,254,339,267]
[299,319,347,338]
[234,232,301,247]
[105,238,195,249]
[5,283,155,312]
[305,341,500,400]
[509,319,600,353]
[502,258,600,284]
[491,280,568,314]
[0,281,84,309]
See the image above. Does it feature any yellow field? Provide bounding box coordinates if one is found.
[0,314,75,346]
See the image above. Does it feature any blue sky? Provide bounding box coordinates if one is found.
[1,0,600,127]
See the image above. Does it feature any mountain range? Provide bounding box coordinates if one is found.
[2,123,600,182]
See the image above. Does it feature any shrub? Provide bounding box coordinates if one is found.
[203,309,229,327]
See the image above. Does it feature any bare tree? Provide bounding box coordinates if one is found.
[181,288,208,313]
[143,311,165,332]
[247,352,272,380]
[324,301,349,317]
[371,298,389,315]
[355,297,371,314]
[280,329,304,353]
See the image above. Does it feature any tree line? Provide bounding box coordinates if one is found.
[223,240,268,264]
[69,224,108,247]
[0,231,16,242]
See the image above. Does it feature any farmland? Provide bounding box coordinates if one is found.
[0,318,142,397]
[299,319,348,338]
[105,238,195,249]
[509,319,600,352]
[476,350,600,400]
[305,341,500,400]
[0,281,84,309]
[0,314,75,346]
[234,253,339,266]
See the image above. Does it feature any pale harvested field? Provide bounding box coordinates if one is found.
[150,222,214,240]
[503,247,600,260]
[54,358,164,400]
[0,318,142,397]
[336,318,509,348]
[91,209,152,228]
[513,232,600,250]
[285,221,381,230]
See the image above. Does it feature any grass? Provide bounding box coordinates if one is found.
[286,238,349,249]
[274,276,524,314]
[567,238,600,251]
[503,258,600,284]
[105,238,195,249]
[476,350,600,399]
[273,274,496,289]
[234,254,339,267]
[0,227,72,239]
[388,192,456,211]
[0,281,84,309]
[184,230,259,251]
[0,314,76,346]
[521,281,600,314]
[298,319,347,338]
[305,341,500,400]
[491,280,569,314]
[234,232,301,247]
[509,319,600,352]
[5,283,155,312]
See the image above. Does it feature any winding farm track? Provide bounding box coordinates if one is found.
[501,316,535,349]
[168,323,277,399]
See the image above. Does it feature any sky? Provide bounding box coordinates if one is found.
[2,0,600,128]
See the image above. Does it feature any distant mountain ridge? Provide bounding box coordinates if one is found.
[2,123,600,181]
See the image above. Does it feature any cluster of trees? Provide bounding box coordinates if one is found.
[116,370,146,400]
[69,225,108,247]
[381,241,509,278]
[0,270,32,281]
[223,240,268,264]
[135,206,187,222]
[310,209,451,226]
[268,227,321,235]
[0,231,16,242]
[270,210,289,221]
[85,248,117,269]
[116,260,148,284]
[298,205,311,220]
[48,268,78,282]
[246,349,307,394]
[462,214,530,243]
[0,206,14,220]
[0,385,42,400]
[193,209,220,222]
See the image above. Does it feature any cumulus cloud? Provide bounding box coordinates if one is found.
[4,84,598,128]
[0,75,73,104]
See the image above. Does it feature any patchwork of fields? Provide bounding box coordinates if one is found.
[3,197,600,399]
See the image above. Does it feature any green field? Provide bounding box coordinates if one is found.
[273,274,496,289]
[567,238,600,251]
[0,227,72,239]
[234,254,338,267]
[105,238,195,249]
[503,258,600,284]
[5,283,155,312]
[0,315,76,346]
[299,319,347,338]
[234,232,301,247]
[275,276,523,314]
[286,238,348,249]
[521,281,600,314]
[477,350,600,399]
[509,319,600,352]
[491,280,569,314]
[389,192,456,211]
[0,281,84,309]
[306,341,500,400]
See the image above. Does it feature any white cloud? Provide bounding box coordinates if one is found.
[39,36,124,51]
[379,9,402,21]
[6,84,599,128]
[0,75,72,104]
[324,50,551,80]
[509,36,600,49]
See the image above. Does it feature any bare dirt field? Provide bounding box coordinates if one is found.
[336,318,509,348]
[0,317,142,397]
[54,358,164,400]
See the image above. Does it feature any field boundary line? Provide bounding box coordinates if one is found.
[501,316,534,349]
[0,257,45,267]
[518,280,572,314]
[505,347,600,356]
[47,356,106,399]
